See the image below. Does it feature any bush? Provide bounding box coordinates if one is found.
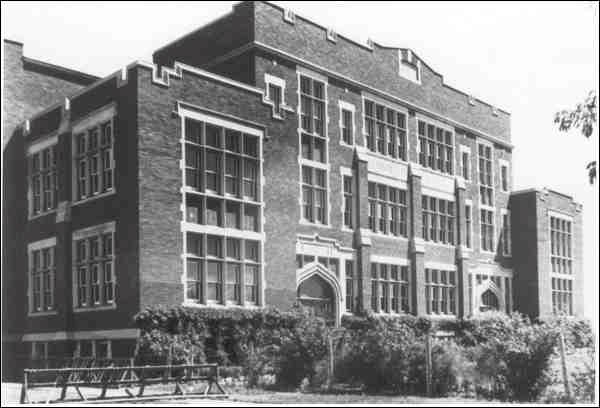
[466,313,558,401]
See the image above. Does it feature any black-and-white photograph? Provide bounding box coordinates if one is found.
[1,1,598,405]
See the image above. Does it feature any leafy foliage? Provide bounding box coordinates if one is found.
[554,90,597,183]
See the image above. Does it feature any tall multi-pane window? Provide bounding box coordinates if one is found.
[367,182,407,237]
[268,83,282,116]
[501,163,509,192]
[465,204,472,249]
[370,263,410,313]
[182,114,263,307]
[299,74,329,226]
[29,243,56,313]
[302,166,327,224]
[345,260,354,312]
[364,100,407,160]
[550,216,572,275]
[425,268,457,315]
[184,119,261,232]
[341,108,354,145]
[74,118,114,201]
[422,196,455,245]
[501,210,511,256]
[186,233,260,305]
[418,120,454,174]
[461,150,470,180]
[73,226,115,309]
[343,175,353,229]
[29,146,58,216]
[480,209,495,252]
[478,143,493,206]
[552,278,573,315]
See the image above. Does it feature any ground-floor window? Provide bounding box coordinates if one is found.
[73,339,112,358]
[370,263,410,313]
[185,232,261,305]
[425,268,456,315]
[552,277,573,316]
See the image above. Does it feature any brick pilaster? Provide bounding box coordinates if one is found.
[354,149,372,313]
[455,177,470,317]
[408,163,426,315]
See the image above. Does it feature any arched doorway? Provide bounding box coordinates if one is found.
[297,274,335,321]
[296,262,342,326]
[480,289,500,312]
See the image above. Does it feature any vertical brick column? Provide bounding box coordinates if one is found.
[354,149,372,313]
[408,163,426,315]
[56,106,73,331]
[455,177,470,317]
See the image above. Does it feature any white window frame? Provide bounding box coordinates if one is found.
[460,145,471,182]
[263,74,293,119]
[479,207,496,255]
[178,106,266,309]
[338,100,356,147]
[477,140,495,207]
[499,159,510,193]
[27,237,57,316]
[548,210,574,278]
[71,104,116,206]
[362,92,410,163]
[501,209,512,257]
[72,221,117,312]
[27,135,59,219]
[465,199,473,250]
[416,114,456,176]
[340,166,353,232]
[297,67,331,228]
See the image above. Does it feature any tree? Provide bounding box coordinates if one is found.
[554,91,597,184]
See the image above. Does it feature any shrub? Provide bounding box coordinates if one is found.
[467,313,558,401]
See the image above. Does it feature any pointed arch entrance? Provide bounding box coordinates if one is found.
[297,262,343,326]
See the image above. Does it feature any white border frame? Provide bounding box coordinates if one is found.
[27,237,58,317]
[178,106,266,309]
[71,221,117,312]
[297,66,331,228]
[338,100,356,147]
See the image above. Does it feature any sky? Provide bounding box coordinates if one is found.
[2,1,599,325]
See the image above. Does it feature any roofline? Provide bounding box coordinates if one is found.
[261,1,510,115]
[20,59,265,128]
[511,187,578,203]
[22,56,99,85]
[152,1,510,116]
[220,40,514,149]
[4,38,24,47]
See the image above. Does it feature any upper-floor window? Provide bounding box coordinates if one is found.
[74,118,114,201]
[371,263,410,313]
[500,162,509,192]
[418,120,453,175]
[422,196,455,245]
[364,100,407,161]
[302,166,327,224]
[264,74,289,118]
[501,210,512,256]
[550,216,572,275]
[343,175,353,229]
[29,145,58,216]
[478,143,493,206]
[28,239,56,314]
[461,148,471,181]
[480,209,495,253]
[425,268,456,315]
[300,75,326,136]
[368,182,407,237]
[184,119,262,233]
[465,204,472,249]
[73,223,115,309]
[339,101,355,146]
